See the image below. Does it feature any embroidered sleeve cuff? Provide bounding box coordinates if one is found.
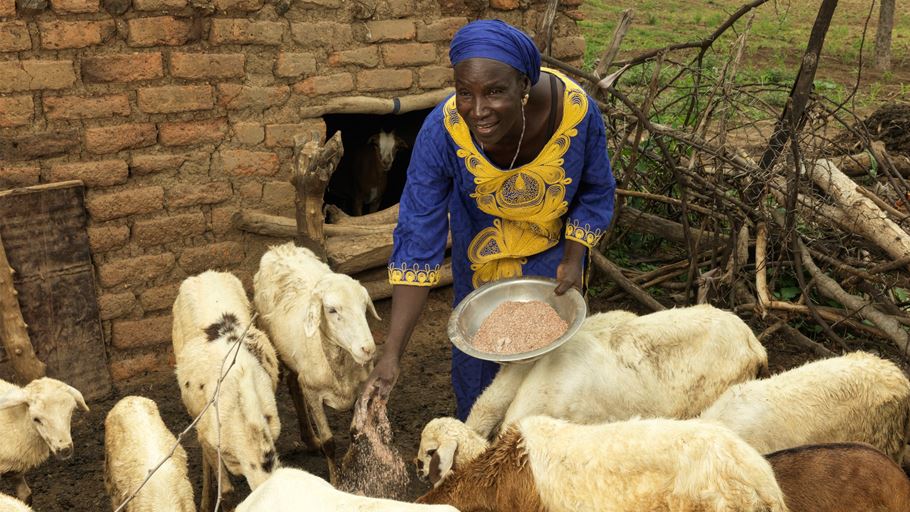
[565,219,605,248]
[388,263,442,286]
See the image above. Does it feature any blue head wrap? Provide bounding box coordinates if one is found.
[449,20,541,85]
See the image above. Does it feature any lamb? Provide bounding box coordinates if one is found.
[172,270,279,390]
[698,351,910,464]
[416,416,789,512]
[172,280,281,512]
[0,377,89,505]
[236,468,459,512]
[350,130,408,216]
[104,396,195,512]
[767,443,910,512]
[463,305,768,442]
[253,242,379,478]
[0,493,32,512]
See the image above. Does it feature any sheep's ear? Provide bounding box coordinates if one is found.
[395,135,409,150]
[0,388,29,410]
[432,438,458,486]
[65,385,90,412]
[304,293,322,338]
[366,134,379,145]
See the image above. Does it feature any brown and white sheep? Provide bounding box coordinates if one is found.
[767,443,910,512]
[104,396,195,512]
[0,377,89,505]
[350,129,408,216]
[416,416,789,512]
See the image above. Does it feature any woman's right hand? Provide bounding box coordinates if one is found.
[353,351,400,431]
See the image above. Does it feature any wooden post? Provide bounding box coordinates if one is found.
[0,231,46,382]
[291,131,344,261]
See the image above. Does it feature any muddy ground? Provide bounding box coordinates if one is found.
[3,286,905,511]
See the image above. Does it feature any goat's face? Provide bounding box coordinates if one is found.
[308,274,379,365]
[368,130,408,172]
[0,378,89,460]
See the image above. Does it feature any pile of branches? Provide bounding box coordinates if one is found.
[545,0,910,358]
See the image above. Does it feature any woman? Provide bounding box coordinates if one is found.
[358,20,616,421]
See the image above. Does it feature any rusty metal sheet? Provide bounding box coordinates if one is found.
[0,181,111,400]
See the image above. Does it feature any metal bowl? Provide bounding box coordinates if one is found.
[448,276,587,364]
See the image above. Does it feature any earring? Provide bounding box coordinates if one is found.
[521,94,529,106]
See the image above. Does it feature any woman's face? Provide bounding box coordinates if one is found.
[454,58,528,148]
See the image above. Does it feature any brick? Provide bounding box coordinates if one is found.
[131,154,184,176]
[328,47,379,67]
[0,131,78,161]
[138,85,213,114]
[39,20,115,49]
[298,0,339,7]
[275,52,316,78]
[210,19,284,45]
[489,0,517,9]
[217,84,289,111]
[167,181,232,208]
[214,0,262,10]
[384,0,411,16]
[210,206,237,234]
[49,159,128,187]
[44,94,130,120]
[98,292,138,320]
[382,43,435,66]
[292,73,353,96]
[264,120,325,148]
[365,20,415,42]
[140,284,179,312]
[238,181,261,201]
[85,123,157,154]
[0,60,76,93]
[159,118,228,146]
[357,69,412,92]
[82,53,163,83]
[0,22,31,52]
[111,315,172,349]
[51,0,98,12]
[262,181,294,208]
[102,0,131,14]
[179,241,244,273]
[552,36,585,60]
[174,151,210,174]
[99,253,174,288]
[0,96,33,127]
[418,65,452,88]
[417,17,467,42]
[133,212,206,246]
[233,122,264,145]
[0,0,14,16]
[0,165,40,188]
[87,225,129,252]
[87,186,164,221]
[128,17,198,47]
[170,53,245,79]
[133,0,185,9]
[110,351,170,382]
[215,149,279,176]
[289,22,352,48]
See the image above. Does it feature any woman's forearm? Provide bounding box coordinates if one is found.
[384,285,432,360]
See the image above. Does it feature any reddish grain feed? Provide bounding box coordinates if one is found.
[472,300,568,354]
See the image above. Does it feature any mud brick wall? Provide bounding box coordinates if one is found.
[0,0,586,383]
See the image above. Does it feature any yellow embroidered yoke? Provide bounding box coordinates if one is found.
[444,69,589,287]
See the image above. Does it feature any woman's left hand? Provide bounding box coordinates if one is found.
[555,240,587,295]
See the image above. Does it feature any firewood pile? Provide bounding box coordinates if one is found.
[237,0,910,359]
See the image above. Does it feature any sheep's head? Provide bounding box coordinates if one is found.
[307,273,380,365]
[416,417,485,487]
[0,378,89,460]
[367,130,408,172]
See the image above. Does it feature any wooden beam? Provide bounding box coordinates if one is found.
[300,89,454,118]
[291,131,344,260]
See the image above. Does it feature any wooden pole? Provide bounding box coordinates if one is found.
[291,131,344,261]
[0,231,46,382]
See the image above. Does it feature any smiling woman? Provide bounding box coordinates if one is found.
[356,19,617,423]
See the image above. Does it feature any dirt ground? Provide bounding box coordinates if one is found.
[3,286,905,511]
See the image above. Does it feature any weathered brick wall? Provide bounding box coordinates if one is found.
[0,0,585,382]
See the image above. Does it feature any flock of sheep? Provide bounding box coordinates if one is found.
[1,240,910,511]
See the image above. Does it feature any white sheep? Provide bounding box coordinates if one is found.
[416,416,789,512]
[0,377,89,506]
[104,396,195,512]
[172,278,281,512]
[698,351,910,463]
[0,493,32,512]
[236,467,459,512]
[253,242,379,477]
[463,305,769,441]
[172,270,279,390]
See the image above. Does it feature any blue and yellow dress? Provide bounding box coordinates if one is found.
[387,69,616,419]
